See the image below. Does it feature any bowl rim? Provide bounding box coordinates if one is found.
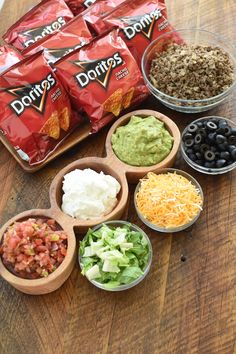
[105,109,181,172]
[0,209,76,287]
[181,116,236,174]
[78,220,153,291]
[134,168,204,233]
[141,28,236,104]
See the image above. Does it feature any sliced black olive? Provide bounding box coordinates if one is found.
[224,126,232,136]
[195,152,202,159]
[193,144,201,152]
[187,123,198,133]
[228,145,236,153]
[195,159,204,166]
[230,127,236,136]
[218,142,228,151]
[189,153,197,161]
[204,161,216,168]
[186,148,194,155]
[216,135,227,144]
[228,135,236,145]
[200,144,210,154]
[218,120,227,128]
[231,148,236,161]
[184,138,194,147]
[220,151,230,160]
[210,146,217,152]
[204,150,215,161]
[183,132,193,141]
[196,121,204,128]
[198,128,207,137]
[216,159,226,168]
[214,152,220,159]
[194,134,202,144]
[207,132,216,143]
[206,121,218,131]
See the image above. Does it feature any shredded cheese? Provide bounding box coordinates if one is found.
[136,172,203,229]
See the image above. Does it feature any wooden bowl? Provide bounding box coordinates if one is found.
[0,209,76,295]
[105,109,181,183]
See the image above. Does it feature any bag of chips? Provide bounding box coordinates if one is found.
[22,16,93,66]
[55,30,148,132]
[65,0,98,15]
[96,0,178,66]
[0,52,81,165]
[83,0,127,34]
[3,0,74,51]
[0,46,23,74]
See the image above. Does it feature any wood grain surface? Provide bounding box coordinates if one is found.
[0,1,236,353]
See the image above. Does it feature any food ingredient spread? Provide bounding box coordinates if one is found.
[136,172,203,228]
[0,218,68,279]
[79,223,150,289]
[61,168,121,220]
[150,44,234,100]
[111,115,173,166]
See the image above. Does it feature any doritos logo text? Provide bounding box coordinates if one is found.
[22,17,66,48]
[83,0,97,8]
[73,52,123,89]
[121,8,162,40]
[7,73,57,116]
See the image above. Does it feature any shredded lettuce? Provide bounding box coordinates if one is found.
[79,223,150,288]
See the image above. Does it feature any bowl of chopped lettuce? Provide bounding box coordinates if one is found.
[79,221,152,291]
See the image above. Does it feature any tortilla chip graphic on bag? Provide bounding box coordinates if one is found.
[122,87,134,109]
[103,88,123,117]
[59,107,70,131]
[40,111,60,139]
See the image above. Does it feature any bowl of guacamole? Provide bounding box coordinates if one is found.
[111,114,174,167]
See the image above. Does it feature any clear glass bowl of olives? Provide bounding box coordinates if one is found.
[181,116,236,174]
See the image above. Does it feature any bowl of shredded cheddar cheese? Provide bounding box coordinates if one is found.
[134,168,203,233]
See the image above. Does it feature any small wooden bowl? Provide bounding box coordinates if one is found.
[0,209,76,295]
[105,109,181,183]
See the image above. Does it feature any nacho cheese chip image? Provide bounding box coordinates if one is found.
[59,107,70,131]
[122,87,135,109]
[40,111,60,139]
[103,88,123,116]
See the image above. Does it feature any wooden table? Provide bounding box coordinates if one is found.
[0,1,236,353]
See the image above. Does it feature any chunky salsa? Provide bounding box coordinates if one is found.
[0,218,68,279]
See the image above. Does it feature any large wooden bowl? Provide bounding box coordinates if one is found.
[0,209,76,295]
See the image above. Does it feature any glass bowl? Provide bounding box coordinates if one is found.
[78,220,152,291]
[141,29,236,113]
[134,168,204,233]
[181,116,236,175]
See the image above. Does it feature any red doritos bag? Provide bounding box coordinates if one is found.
[0,52,81,165]
[0,46,23,74]
[22,16,93,66]
[96,0,178,66]
[65,0,97,15]
[55,30,148,132]
[83,0,127,34]
[3,0,74,51]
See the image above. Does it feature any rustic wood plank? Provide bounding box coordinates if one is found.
[0,0,236,354]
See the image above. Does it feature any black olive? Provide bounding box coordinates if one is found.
[228,135,236,145]
[183,132,193,141]
[193,144,201,152]
[204,161,215,168]
[230,127,236,136]
[194,134,202,144]
[187,123,198,133]
[200,144,210,154]
[214,152,220,159]
[228,145,236,153]
[185,139,194,147]
[210,146,217,152]
[216,134,226,144]
[189,153,197,161]
[186,148,194,155]
[206,121,218,131]
[224,126,232,136]
[231,148,236,161]
[195,152,202,159]
[218,142,228,151]
[204,150,215,161]
[196,121,204,128]
[198,128,207,137]
[195,159,204,166]
[220,151,231,160]
[216,159,226,168]
[227,160,234,166]
[218,120,227,128]
[207,132,216,143]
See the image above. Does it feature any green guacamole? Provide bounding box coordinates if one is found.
[111,115,173,166]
